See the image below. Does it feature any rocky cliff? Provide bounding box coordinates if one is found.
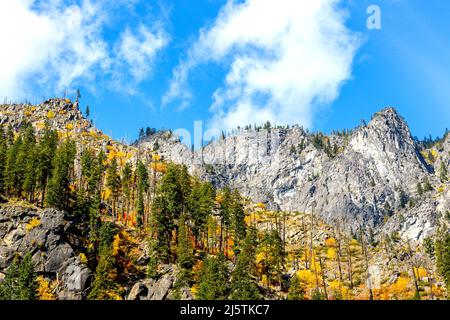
[0,204,91,299]
[1,99,448,242]
[141,108,449,241]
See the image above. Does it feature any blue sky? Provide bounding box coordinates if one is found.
[1,0,449,143]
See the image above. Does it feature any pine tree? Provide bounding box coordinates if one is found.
[21,125,38,202]
[177,215,194,270]
[176,215,195,289]
[197,253,229,300]
[77,149,104,222]
[138,128,145,141]
[136,160,149,226]
[287,274,305,300]
[258,230,284,290]
[152,163,182,262]
[97,150,107,198]
[88,246,121,300]
[218,187,232,254]
[88,222,121,300]
[146,240,159,280]
[85,105,90,118]
[36,124,58,205]
[4,133,23,196]
[0,253,38,300]
[230,190,246,252]
[121,163,133,220]
[188,181,215,247]
[46,139,76,210]
[435,232,450,291]
[106,157,121,219]
[178,165,191,216]
[230,227,260,300]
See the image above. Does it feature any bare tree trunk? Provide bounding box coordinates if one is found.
[347,238,354,289]
[310,209,320,294]
[335,227,344,291]
[407,241,421,300]
[360,228,374,300]
[318,253,328,300]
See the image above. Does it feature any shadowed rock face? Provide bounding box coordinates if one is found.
[0,205,91,299]
[140,108,449,241]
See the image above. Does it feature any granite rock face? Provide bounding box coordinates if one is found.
[126,264,193,300]
[140,108,449,241]
[0,205,91,299]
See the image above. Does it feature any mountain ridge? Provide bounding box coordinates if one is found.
[1,99,449,241]
[1,98,449,300]
[140,106,448,241]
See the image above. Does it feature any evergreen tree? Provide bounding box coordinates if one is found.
[435,232,450,291]
[97,150,107,197]
[197,253,229,300]
[106,157,121,219]
[4,133,23,196]
[218,187,232,253]
[21,125,38,202]
[46,139,76,210]
[0,253,38,300]
[176,215,195,289]
[121,162,133,219]
[138,128,145,141]
[287,274,305,300]
[258,230,284,289]
[88,222,121,300]
[230,227,260,300]
[146,240,159,280]
[152,163,182,261]
[178,165,191,216]
[36,124,58,205]
[188,181,215,246]
[136,160,149,226]
[85,105,90,118]
[88,246,120,300]
[76,149,98,220]
[177,215,194,270]
[230,190,246,252]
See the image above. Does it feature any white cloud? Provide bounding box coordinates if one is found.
[0,0,168,101]
[115,25,169,84]
[164,0,361,132]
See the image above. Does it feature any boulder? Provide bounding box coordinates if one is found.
[0,205,90,300]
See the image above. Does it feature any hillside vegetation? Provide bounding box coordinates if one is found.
[0,99,449,300]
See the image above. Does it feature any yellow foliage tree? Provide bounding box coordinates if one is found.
[47,110,55,119]
[26,218,41,231]
[37,276,57,300]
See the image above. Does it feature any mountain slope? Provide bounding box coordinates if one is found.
[140,108,448,241]
[1,99,449,300]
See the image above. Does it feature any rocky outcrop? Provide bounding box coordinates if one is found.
[126,264,193,300]
[0,205,91,299]
[139,108,448,241]
[0,98,86,132]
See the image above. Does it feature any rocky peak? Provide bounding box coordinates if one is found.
[138,107,441,239]
[0,98,87,134]
[353,107,415,152]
